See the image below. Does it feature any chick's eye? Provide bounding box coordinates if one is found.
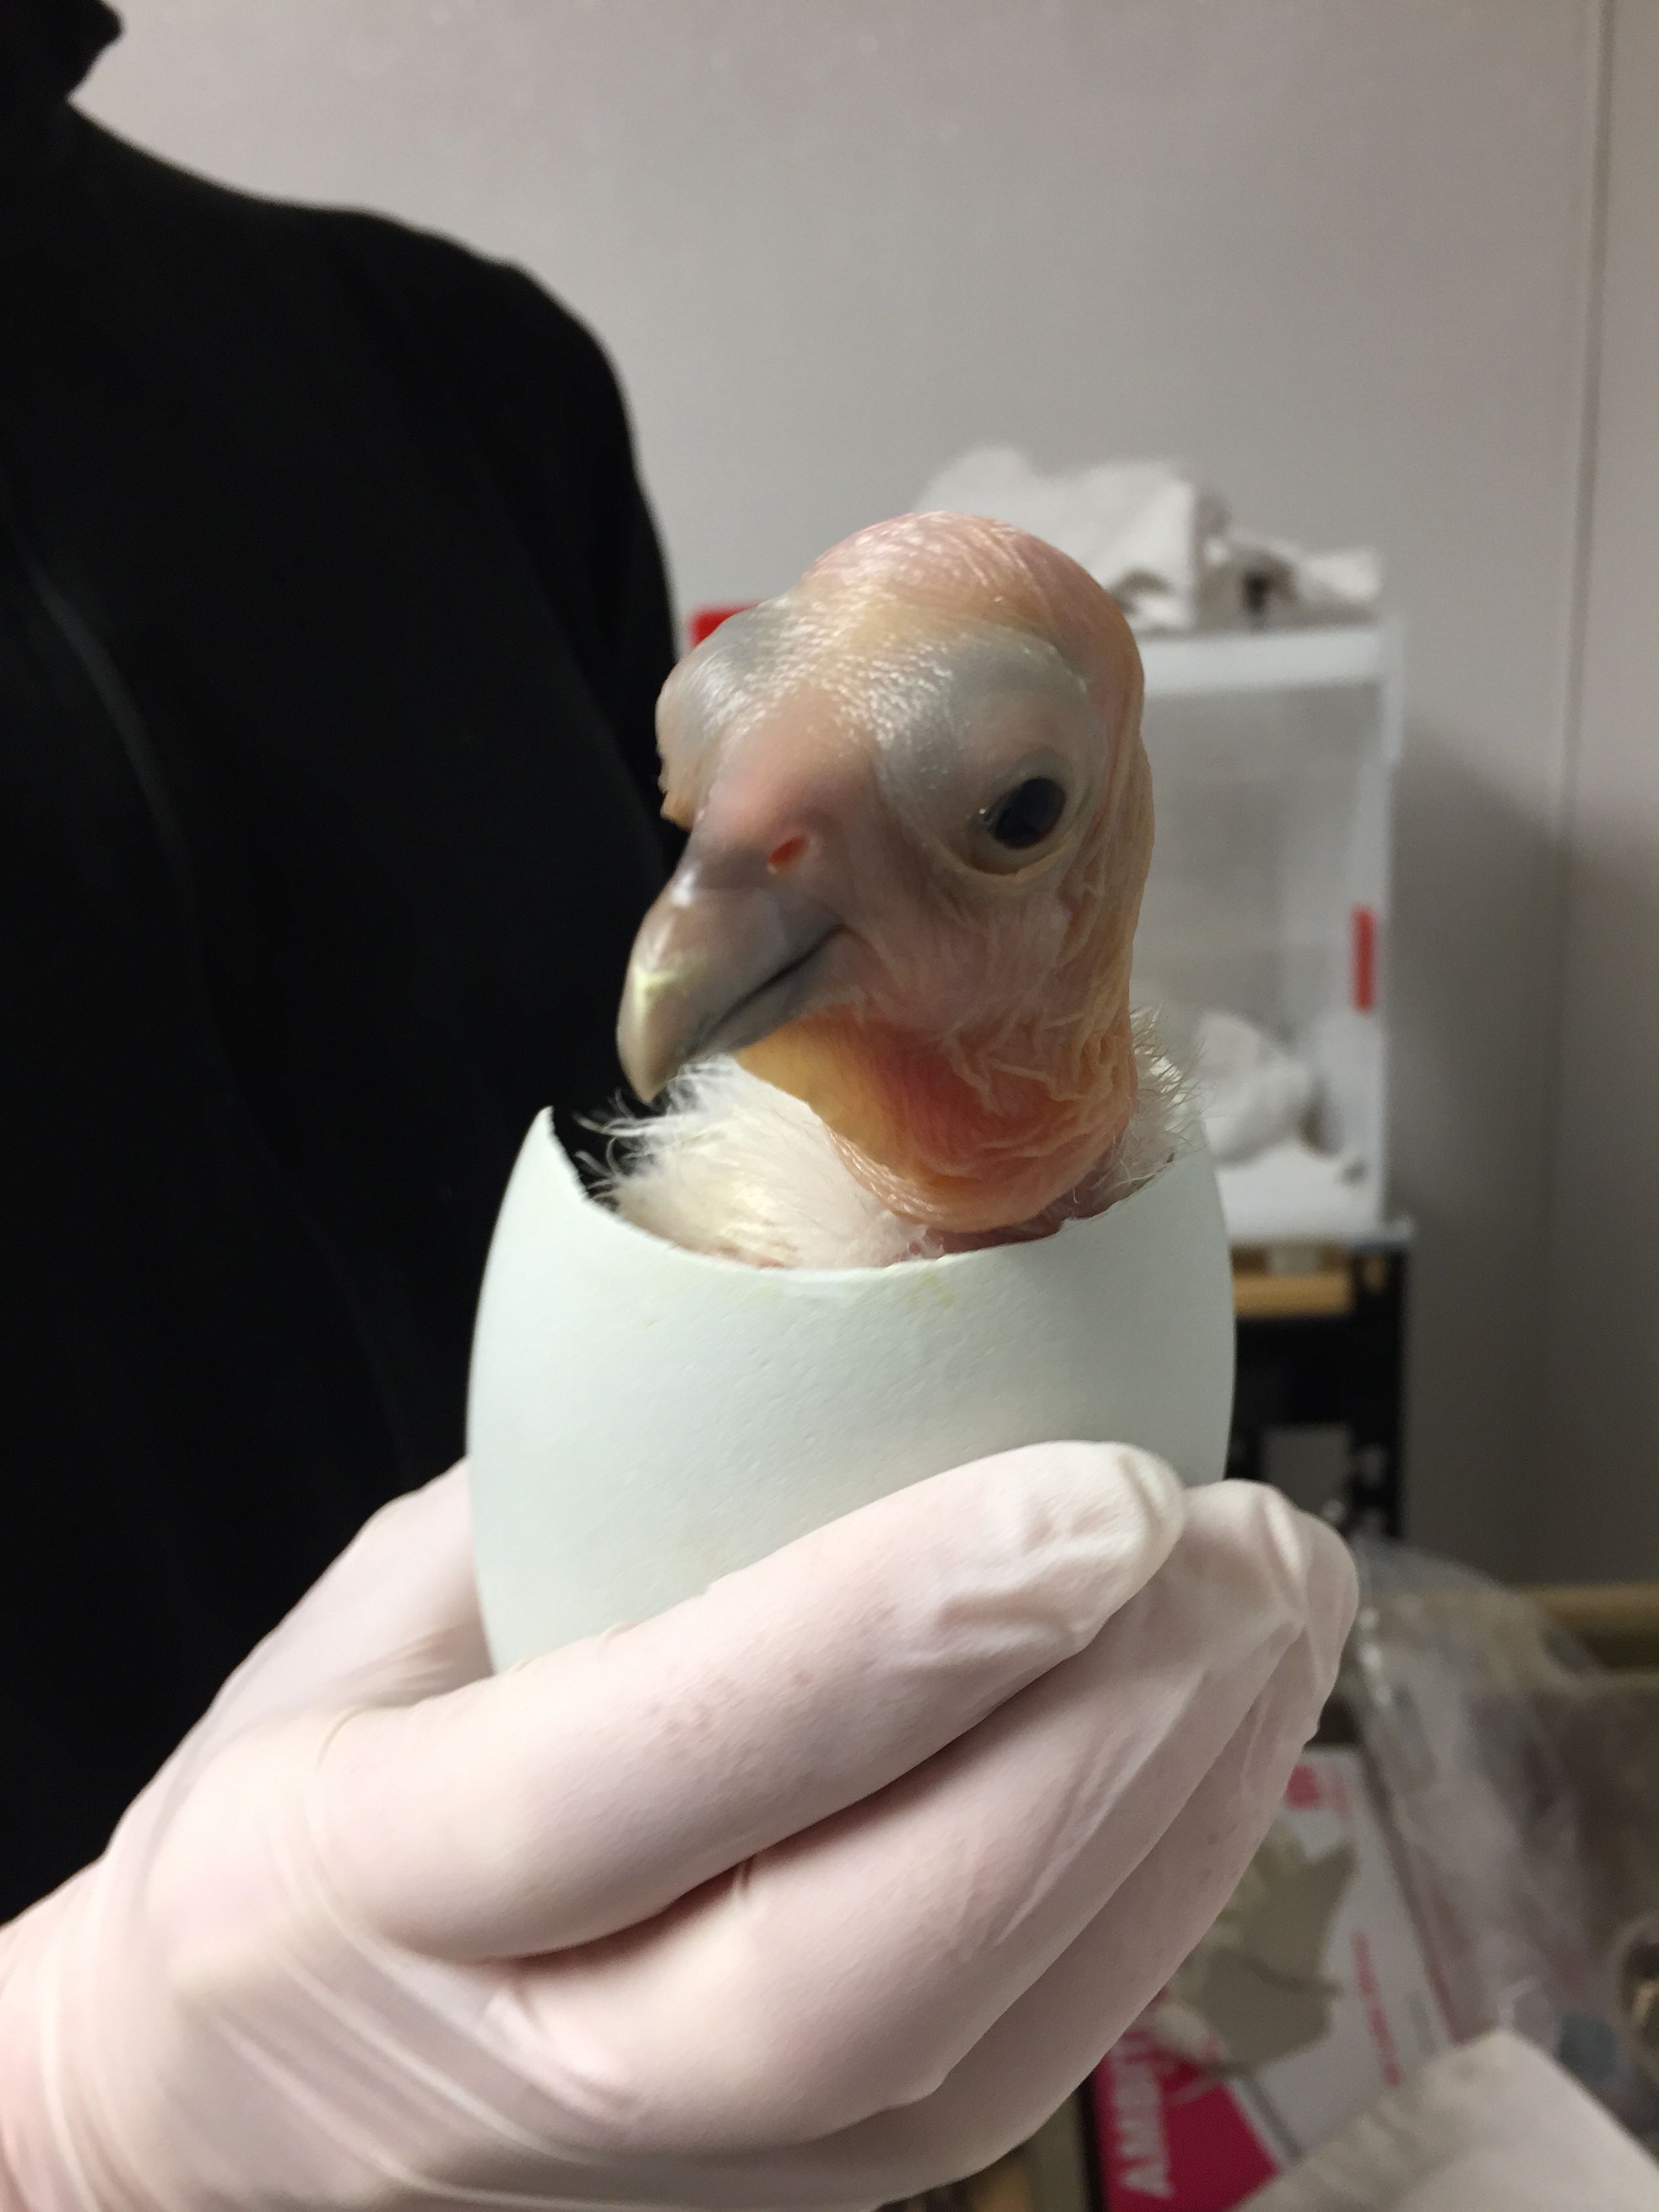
[981,775,1068,852]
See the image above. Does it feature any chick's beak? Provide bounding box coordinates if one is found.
[617,852,842,1101]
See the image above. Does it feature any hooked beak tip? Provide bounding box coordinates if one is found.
[615,874,843,1104]
[616,956,700,1103]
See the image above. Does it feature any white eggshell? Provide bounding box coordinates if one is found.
[468,1113,1235,1665]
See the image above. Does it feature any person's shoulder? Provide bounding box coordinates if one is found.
[73,116,618,407]
[310,200,567,332]
[323,207,619,402]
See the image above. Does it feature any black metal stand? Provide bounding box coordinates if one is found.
[1228,1237,1410,1538]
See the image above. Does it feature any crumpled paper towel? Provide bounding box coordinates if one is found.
[1193,1008,1318,1166]
[914,449,1379,632]
[1240,2030,1659,2210]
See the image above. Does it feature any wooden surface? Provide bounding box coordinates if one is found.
[1231,1245,1368,1321]
[1525,1580,1659,1670]
[1233,1265,1353,1320]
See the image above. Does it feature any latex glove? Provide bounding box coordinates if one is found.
[0,1450,1354,2212]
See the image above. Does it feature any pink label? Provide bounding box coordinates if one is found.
[1092,2030,1280,2209]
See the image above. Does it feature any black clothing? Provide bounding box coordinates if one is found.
[2,37,676,1914]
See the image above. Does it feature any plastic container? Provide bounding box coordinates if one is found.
[1133,623,1401,1246]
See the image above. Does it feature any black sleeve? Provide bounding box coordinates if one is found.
[327,218,683,867]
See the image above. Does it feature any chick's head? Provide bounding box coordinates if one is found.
[617,512,1153,1237]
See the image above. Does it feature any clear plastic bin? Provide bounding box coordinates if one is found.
[1132,624,1402,1247]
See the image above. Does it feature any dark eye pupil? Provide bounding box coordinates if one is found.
[984,777,1067,850]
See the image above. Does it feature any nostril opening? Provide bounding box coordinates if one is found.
[768,834,808,873]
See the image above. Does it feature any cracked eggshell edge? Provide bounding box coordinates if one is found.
[467,1110,1235,1666]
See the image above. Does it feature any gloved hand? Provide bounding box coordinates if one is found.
[0,1448,1354,2212]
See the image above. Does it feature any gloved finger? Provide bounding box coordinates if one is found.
[494,1485,1349,2155]
[565,1511,1353,2212]
[312,1442,1185,1960]
[594,1607,1349,2212]
[188,1467,489,1762]
[790,1528,1357,2204]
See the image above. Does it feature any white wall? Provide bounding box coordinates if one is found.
[80,0,1617,1576]
[1540,1,1659,1580]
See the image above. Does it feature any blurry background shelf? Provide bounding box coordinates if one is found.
[1229,1231,1412,1539]
[1526,1582,1659,1671]
[1140,621,1397,705]
[1136,617,1399,1251]
[1233,1257,1353,1320]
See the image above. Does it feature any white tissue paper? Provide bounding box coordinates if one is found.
[1192,1009,1319,1166]
[914,449,1380,633]
[1240,2030,1659,2211]
[1136,1001,1378,1244]
[468,1115,1234,1665]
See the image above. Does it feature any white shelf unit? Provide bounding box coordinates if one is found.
[1134,622,1403,1248]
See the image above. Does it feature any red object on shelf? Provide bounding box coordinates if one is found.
[1351,905,1378,1012]
[687,604,755,649]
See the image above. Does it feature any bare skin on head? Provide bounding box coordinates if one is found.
[617,512,1154,1242]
